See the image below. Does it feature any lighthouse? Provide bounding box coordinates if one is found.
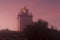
[17,7,33,31]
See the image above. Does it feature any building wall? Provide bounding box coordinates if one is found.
[20,14,32,31]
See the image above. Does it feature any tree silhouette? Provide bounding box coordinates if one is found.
[23,19,60,40]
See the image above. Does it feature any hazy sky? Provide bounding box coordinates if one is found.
[0,0,60,31]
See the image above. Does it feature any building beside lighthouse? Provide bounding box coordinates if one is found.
[17,7,33,31]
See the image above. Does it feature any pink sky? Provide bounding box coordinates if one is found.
[0,0,60,31]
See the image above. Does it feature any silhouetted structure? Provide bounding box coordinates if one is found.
[17,6,33,31]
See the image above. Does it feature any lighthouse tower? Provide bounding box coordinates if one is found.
[17,7,32,31]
